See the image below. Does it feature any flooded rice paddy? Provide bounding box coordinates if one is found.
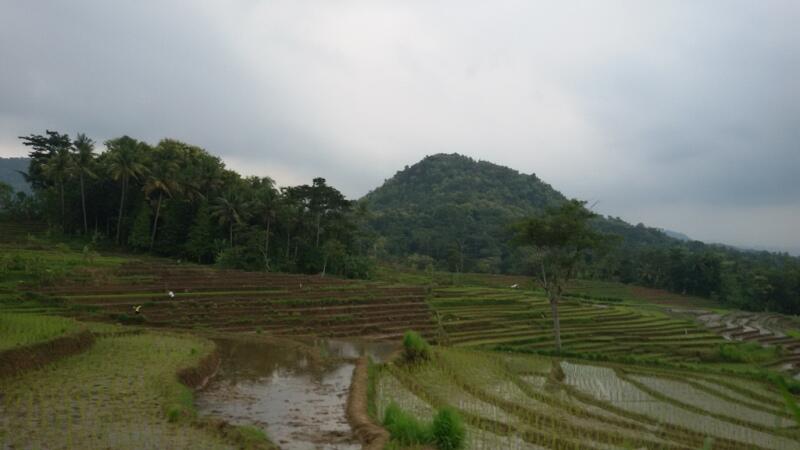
[196,337,395,450]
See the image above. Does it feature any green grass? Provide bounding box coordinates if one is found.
[0,313,83,351]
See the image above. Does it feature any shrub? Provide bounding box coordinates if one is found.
[383,402,432,445]
[432,407,466,450]
[402,330,431,364]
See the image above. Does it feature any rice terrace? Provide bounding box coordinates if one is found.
[1,214,799,449]
[2,2,800,449]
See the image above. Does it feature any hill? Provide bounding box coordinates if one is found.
[362,154,800,314]
[0,157,31,193]
[362,153,675,273]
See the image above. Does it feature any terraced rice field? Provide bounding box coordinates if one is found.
[39,262,435,339]
[374,347,800,449]
[0,331,234,450]
[430,287,732,364]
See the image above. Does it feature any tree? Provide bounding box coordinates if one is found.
[71,133,97,234]
[41,145,73,232]
[514,199,609,352]
[104,136,148,244]
[211,190,245,246]
[247,177,278,270]
[142,146,180,250]
[18,130,71,191]
[0,181,12,212]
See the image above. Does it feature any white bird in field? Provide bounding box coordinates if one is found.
[510,284,519,289]
[168,291,175,298]
[133,305,142,314]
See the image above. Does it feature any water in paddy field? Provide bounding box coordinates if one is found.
[196,337,397,450]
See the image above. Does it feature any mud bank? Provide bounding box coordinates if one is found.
[346,356,389,450]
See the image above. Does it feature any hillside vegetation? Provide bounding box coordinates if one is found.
[363,153,800,314]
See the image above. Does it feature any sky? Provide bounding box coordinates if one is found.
[1,1,798,254]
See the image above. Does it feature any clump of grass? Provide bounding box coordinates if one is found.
[384,402,432,445]
[431,406,466,450]
[383,403,466,450]
[402,330,431,364]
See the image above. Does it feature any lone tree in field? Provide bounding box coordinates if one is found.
[514,199,607,353]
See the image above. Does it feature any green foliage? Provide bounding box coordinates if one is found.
[431,407,466,450]
[383,402,465,450]
[710,342,781,364]
[127,205,152,250]
[402,330,431,364]
[383,402,433,445]
[13,129,373,279]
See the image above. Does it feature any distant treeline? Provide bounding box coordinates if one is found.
[0,130,372,278]
[583,232,800,314]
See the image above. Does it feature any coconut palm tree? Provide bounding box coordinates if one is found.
[42,146,73,232]
[105,136,148,244]
[71,133,97,234]
[143,158,179,250]
[247,177,278,270]
[210,190,245,246]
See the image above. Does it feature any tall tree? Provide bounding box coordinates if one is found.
[247,177,278,270]
[18,130,71,191]
[71,133,97,234]
[41,146,73,232]
[514,200,609,352]
[143,145,180,250]
[211,190,245,246]
[104,136,148,244]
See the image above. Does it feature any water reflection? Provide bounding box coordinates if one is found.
[197,337,397,450]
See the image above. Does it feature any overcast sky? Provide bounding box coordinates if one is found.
[1,1,798,254]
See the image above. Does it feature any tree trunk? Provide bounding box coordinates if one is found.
[315,213,321,247]
[264,217,271,271]
[550,296,562,353]
[59,180,65,233]
[229,223,234,247]
[116,176,127,244]
[285,229,291,258]
[149,191,163,251]
[80,174,88,234]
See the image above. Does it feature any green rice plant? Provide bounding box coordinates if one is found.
[0,313,82,351]
[431,406,466,450]
[402,330,431,364]
[383,402,433,445]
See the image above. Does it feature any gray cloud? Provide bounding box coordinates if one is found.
[1,1,798,253]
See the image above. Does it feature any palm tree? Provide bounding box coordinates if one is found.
[42,146,73,232]
[248,177,277,270]
[71,133,97,235]
[143,158,179,251]
[105,136,148,244]
[211,191,245,246]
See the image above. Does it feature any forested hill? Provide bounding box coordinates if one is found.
[0,157,31,193]
[362,153,675,273]
[362,153,800,314]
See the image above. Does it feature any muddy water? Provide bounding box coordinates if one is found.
[196,338,396,450]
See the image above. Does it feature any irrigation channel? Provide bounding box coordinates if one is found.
[196,337,397,450]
